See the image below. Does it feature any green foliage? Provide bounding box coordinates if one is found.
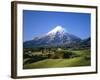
[23,48,91,69]
[55,50,79,58]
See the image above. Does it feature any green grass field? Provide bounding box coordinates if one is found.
[23,49,91,69]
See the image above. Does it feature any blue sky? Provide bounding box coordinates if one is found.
[23,10,91,41]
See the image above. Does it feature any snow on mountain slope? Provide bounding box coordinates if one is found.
[45,26,68,41]
[47,26,66,35]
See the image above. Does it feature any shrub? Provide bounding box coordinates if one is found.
[55,50,78,58]
[83,55,91,60]
[48,54,55,59]
[63,51,73,58]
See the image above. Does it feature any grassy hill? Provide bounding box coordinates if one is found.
[23,50,91,69]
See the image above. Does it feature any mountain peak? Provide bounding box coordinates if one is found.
[47,26,67,35]
[24,25,82,48]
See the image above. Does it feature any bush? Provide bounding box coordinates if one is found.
[48,54,55,59]
[83,55,91,60]
[55,50,78,58]
[63,51,73,58]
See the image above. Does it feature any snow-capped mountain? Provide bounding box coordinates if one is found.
[24,26,81,48]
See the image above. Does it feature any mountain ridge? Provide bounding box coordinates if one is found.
[24,26,83,48]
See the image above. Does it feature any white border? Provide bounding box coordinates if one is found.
[17,3,96,76]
